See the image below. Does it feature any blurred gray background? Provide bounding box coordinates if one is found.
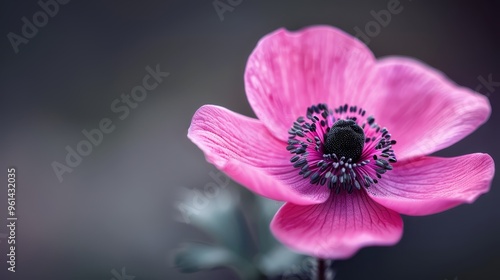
[1,0,499,279]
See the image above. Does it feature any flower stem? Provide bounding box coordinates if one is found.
[317,258,326,280]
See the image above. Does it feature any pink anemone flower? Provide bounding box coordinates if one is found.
[188,26,495,259]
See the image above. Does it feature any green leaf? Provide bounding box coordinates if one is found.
[257,245,306,277]
[176,188,254,258]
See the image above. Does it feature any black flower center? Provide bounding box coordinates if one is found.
[323,119,365,162]
[286,104,397,193]
[287,103,397,194]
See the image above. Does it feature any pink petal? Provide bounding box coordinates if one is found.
[367,153,494,216]
[188,105,330,205]
[374,57,491,159]
[270,191,403,259]
[245,26,379,141]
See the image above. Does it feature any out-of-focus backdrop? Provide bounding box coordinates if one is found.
[1,0,499,279]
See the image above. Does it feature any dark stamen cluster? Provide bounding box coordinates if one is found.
[287,103,397,194]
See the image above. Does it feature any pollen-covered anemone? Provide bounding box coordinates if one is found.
[188,26,494,259]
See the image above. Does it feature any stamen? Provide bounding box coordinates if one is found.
[287,103,397,194]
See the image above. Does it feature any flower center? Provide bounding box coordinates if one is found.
[323,119,365,162]
[287,103,397,194]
